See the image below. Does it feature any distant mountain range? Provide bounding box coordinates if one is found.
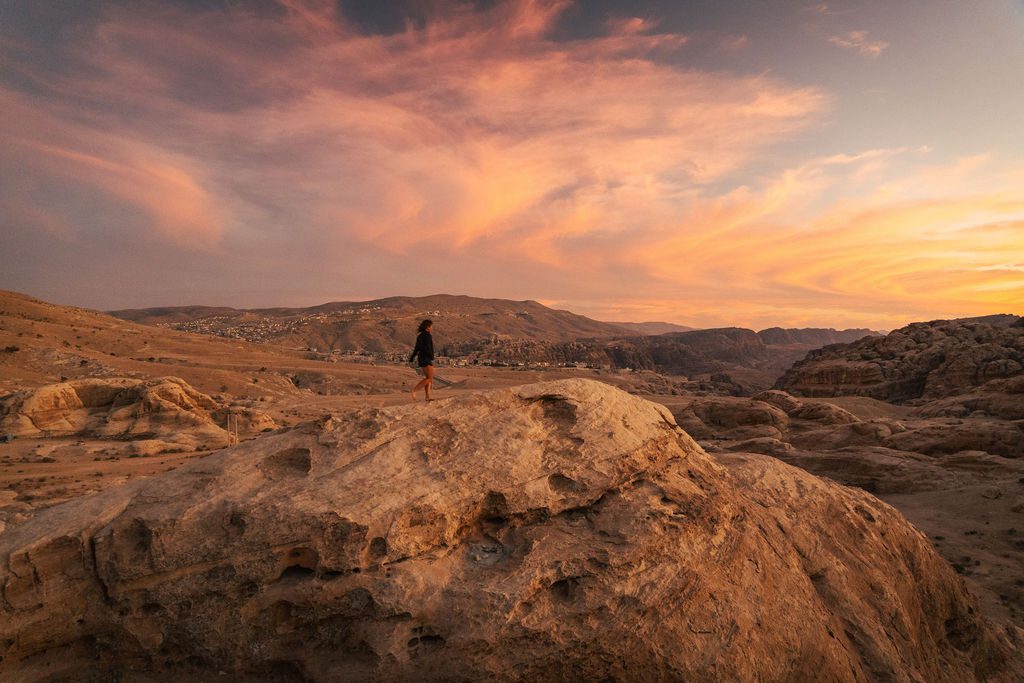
[111,294,879,388]
[111,295,635,352]
[610,321,696,335]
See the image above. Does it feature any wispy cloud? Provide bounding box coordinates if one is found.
[0,1,825,268]
[804,3,856,17]
[829,30,888,57]
[606,16,659,36]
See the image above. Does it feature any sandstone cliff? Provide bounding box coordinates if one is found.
[1,380,1020,680]
[775,316,1023,402]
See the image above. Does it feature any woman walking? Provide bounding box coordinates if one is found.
[409,319,435,401]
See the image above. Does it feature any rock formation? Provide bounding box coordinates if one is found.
[0,377,273,450]
[1,380,1020,681]
[775,315,1023,402]
[676,386,1024,629]
[679,389,1024,487]
[756,327,876,347]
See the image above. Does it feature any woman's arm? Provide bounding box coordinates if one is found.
[409,333,422,363]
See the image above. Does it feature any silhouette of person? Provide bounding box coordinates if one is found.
[410,319,435,401]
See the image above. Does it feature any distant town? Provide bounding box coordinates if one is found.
[161,311,609,370]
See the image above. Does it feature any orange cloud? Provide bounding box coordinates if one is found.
[603,152,1024,328]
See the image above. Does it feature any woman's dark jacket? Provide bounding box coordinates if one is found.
[409,331,434,366]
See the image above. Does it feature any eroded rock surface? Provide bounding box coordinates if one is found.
[775,315,1023,402]
[0,377,274,449]
[677,387,1024,629]
[1,380,1020,681]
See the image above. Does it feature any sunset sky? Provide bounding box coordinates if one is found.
[2,0,1023,329]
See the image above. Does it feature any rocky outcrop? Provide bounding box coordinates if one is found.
[0,377,274,449]
[882,419,1024,458]
[913,375,1024,420]
[675,396,790,441]
[677,389,1024,473]
[775,315,1023,402]
[676,387,1024,630]
[757,327,876,346]
[1,380,1020,681]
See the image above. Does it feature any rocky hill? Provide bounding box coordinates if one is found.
[111,295,637,352]
[757,326,877,346]
[1,380,1020,680]
[445,326,877,390]
[775,315,1023,402]
[110,295,875,387]
[611,321,696,335]
[0,289,421,401]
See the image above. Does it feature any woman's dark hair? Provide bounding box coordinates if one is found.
[418,319,433,333]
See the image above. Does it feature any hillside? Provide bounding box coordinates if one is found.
[111,294,876,389]
[611,320,696,335]
[111,295,636,352]
[0,290,421,401]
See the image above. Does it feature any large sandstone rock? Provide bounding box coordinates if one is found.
[1,380,1020,681]
[674,396,790,441]
[0,377,273,449]
[775,315,1023,402]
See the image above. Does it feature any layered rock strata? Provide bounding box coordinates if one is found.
[0,377,273,449]
[776,316,1023,402]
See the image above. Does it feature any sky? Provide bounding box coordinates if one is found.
[1,0,1023,330]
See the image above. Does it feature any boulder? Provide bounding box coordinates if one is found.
[0,377,272,449]
[789,401,861,425]
[1,380,1020,681]
[722,436,794,457]
[751,389,803,414]
[786,421,893,451]
[674,397,790,441]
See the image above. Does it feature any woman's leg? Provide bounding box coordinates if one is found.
[412,365,434,399]
[423,364,434,401]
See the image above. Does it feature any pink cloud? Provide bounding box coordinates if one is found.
[606,16,660,37]
[828,30,888,57]
[1,86,225,250]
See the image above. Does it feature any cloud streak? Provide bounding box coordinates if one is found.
[828,30,888,57]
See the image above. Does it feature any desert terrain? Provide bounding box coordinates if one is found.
[1,290,1022,679]
[111,295,876,393]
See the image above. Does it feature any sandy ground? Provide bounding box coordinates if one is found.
[885,482,1024,628]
